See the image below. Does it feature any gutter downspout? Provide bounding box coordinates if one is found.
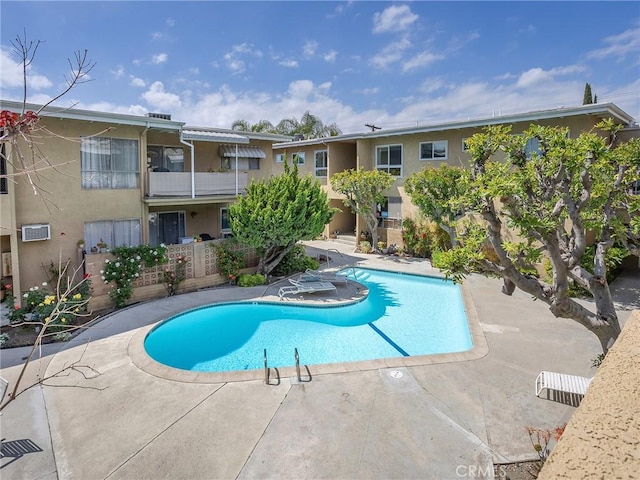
[235,143,239,195]
[179,135,195,198]
[140,123,150,244]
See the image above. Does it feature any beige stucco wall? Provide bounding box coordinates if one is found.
[539,310,640,479]
[11,118,150,293]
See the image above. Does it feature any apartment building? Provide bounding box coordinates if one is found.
[0,100,290,301]
[272,103,638,247]
[1,100,637,303]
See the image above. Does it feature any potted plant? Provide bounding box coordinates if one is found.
[377,241,387,253]
[77,239,85,250]
[96,238,108,253]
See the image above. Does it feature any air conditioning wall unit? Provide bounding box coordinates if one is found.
[21,224,51,242]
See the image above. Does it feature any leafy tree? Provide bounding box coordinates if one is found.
[425,122,639,354]
[405,164,469,246]
[231,119,276,132]
[231,111,342,139]
[583,83,594,105]
[229,160,335,276]
[330,168,395,249]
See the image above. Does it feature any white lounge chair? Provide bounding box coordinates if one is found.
[278,279,337,298]
[300,269,349,286]
[535,371,593,397]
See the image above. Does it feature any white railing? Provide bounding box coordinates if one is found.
[147,171,248,197]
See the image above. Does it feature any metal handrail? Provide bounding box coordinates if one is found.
[264,349,269,385]
[325,248,344,269]
[294,348,301,382]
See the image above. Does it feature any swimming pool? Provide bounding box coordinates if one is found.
[144,268,472,373]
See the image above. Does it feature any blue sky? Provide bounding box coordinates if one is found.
[1,1,638,133]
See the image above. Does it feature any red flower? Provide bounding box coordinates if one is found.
[84,273,91,279]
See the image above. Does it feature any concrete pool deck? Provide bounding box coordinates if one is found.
[1,240,639,479]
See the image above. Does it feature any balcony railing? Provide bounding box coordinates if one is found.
[147,171,248,197]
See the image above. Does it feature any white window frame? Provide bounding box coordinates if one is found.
[275,153,284,163]
[314,150,328,178]
[375,144,403,177]
[81,136,140,189]
[292,152,305,165]
[419,140,448,161]
[84,218,141,251]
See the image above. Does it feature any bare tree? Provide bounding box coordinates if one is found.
[1,256,100,412]
[1,31,97,208]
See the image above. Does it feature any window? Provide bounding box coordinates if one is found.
[148,211,185,246]
[376,197,402,228]
[275,153,284,163]
[631,180,640,195]
[84,219,141,251]
[314,150,328,177]
[292,152,305,165]
[376,145,402,176]
[462,138,469,152]
[221,157,260,170]
[420,140,448,161]
[81,137,139,189]
[524,137,541,159]
[147,145,184,172]
[220,207,232,236]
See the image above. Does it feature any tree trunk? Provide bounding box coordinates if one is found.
[258,241,296,277]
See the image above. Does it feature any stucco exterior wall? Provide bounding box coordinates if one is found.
[12,118,149,292]
[539,310,640,479]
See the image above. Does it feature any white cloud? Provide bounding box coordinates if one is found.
[516,65,586,88]
[323,50,338,62]
[152,53,168,65]
[303,40,318,58]
[188,67,200,75]
[373,5,418,34]
[111,65,125,79]
[141,81,181,110]
[227,59,246,74]
[402,51,444,73]
[370,38,412,69]
[587,23,640,62]
[223,43,263,73]
[166,18,175,27]
[279,59,299,68]
[151,32,165,41]
[130,77,146,87]
[0,47,52,90]
[361,87,379,95]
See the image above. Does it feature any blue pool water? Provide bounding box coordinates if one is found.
[144,268,472,372]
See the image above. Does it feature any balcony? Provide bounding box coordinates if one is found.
[146,171,248,197]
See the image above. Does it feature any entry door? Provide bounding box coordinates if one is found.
[151,212,185,245]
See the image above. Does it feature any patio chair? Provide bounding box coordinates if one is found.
[535,371,593,398]
[278,279,337,298]
[300,269,349,286]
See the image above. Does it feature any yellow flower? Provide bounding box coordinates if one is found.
[39,302,44,307]
[44,317,50,323]
[61,317,67,323]
[74,308,79,313]
[73,293,82,300]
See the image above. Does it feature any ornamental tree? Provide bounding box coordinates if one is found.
[229,160,335,276]
[330,168,394,249]
[424,121,639,354]
[405,164,469,246]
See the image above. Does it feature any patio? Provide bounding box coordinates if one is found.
[1,240,638,479]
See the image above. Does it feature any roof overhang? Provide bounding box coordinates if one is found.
[0,99,184,131]
[181,129,250,144]
[220,144,266,158]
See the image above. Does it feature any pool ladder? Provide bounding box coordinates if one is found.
[263,348,311,385]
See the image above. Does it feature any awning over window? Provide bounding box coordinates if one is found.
[181,129,250,144]
[220,145,266,159]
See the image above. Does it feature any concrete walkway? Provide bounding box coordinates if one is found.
[1,240,638,480]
